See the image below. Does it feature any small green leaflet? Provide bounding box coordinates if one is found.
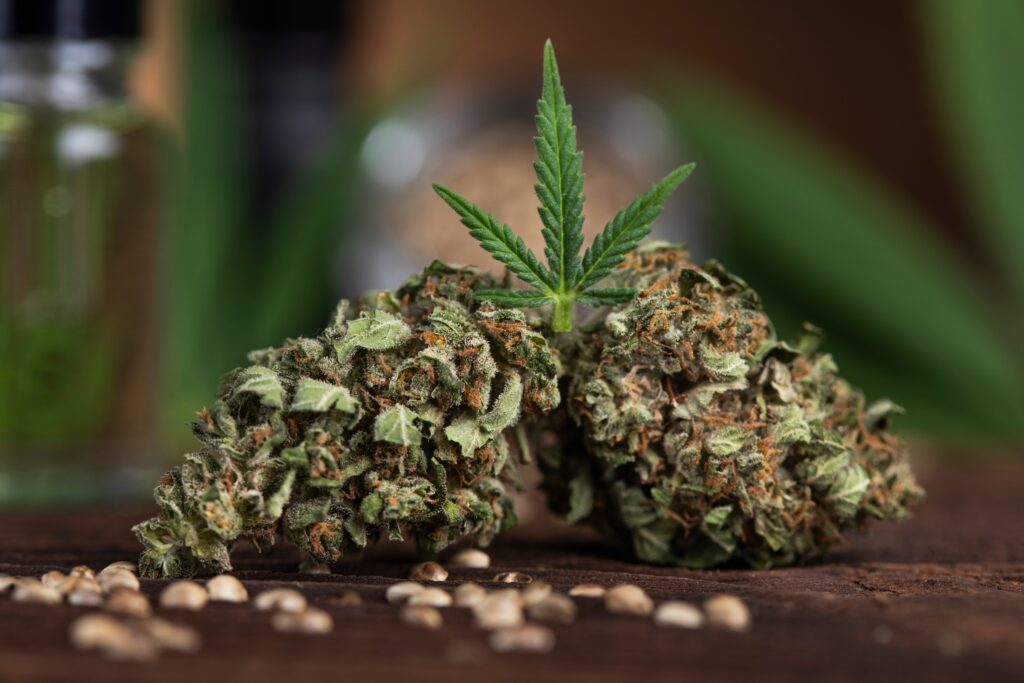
[233,366,284,408]
[374,404,422,446]
[334,310,411,362]
[705,425,747,456]
[445,375,524,457]
[288,377,358,414]
[432,39,695,332]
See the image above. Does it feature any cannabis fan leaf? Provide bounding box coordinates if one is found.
[433,39,695,332]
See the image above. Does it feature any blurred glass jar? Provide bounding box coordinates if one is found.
[340,87,709,296]
[0,0,159,503]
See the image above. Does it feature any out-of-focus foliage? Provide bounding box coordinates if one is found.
[666,75,1024,440]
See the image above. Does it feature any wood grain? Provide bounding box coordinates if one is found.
[1,459,1022,682]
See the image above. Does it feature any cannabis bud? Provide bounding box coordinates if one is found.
[134,263,560,577]
[537,243,923,568]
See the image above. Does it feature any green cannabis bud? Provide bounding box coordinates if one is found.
[538,243,923,568]
[134,263,560,578]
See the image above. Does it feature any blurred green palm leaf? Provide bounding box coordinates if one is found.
[668,81,1024,438]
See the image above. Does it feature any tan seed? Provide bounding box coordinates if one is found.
[69,614,132,650]
[494,571,532,584]
[272,607,334,634]
[327,590,363,606]
[253,588,307,613]
[448,548,491,569]
[489,624,556,653]
[97,568,139,594]
[385,581,425,605]
[12,579,62,605]
[61,575,101,596]
[474,590,524,630]
[453,582,487,608]
[159,580,208,610]
[0,575,16,593]
[526,594,577,625]
[569,583,605,598]
[99,561,137,575]
[40,570,66,589]
[105,587,152,618]
[401,605,443,630]
[69,565,95,579]
[206,575,248,603]
[654,601,704,629]
[521,581,552,607]
[605,584,653,616]
[67,579,104,607]
[139,618,202,652]
[407,587,452,608]
[704,594,751,632]
[409,561,448,582]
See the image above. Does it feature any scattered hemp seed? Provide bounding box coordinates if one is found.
[69,614,157,661]
[159,581,209,610]
[473,591,525,630]
[253,588,307,613]
[407,587,453,608]
[69,565,95,579]
[40,570,65,590]
[489,624,556,654]
[409,562,449,582]
[272,608,334,635]
[99,561,137,575]
[704,595,751,632]
[327,590,363,606]
[67,581,105,607]
[97,568,139,594]
[206,575,248,603]
[105,587,152,618]
[139,618,202,653]
[568,583,605,598]
[12,579,62,605]
[653,601,705,629]
[61,575,102,597]
[520,581,552,607]
[494,572,532,585]
[401,605,444,630]
[453,582,487,608]
[604,585,653,616]
[0,575,16,592]
[386,582,425,605]
[526,594,577,625]
[448,549,491,569]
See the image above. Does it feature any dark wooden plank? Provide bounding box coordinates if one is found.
[1,459,1022,683]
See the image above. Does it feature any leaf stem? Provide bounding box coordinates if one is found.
[552,297,574,332]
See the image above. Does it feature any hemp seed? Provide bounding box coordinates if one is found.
[604,584,653,616]
[493,571,532,584]
[253,588,307,613]
[97,568,139,593]
[489,624,556,653]
[448,548,491,569]
[653,601,704,629]
[401,605,444,630]
[409,561,448,582]
[704,594,751,632]
[407,587,453,608]
[206,574,249,603]
[12,579,62,605]
[453,582,487,609]
[526,593,577,625]
[159,580,209,610]
[568,583,605,598]
[385,581,425,605]
[105,587,152,618]
[272,607,334,634]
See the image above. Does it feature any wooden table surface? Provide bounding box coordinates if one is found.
[1,458,1022,683]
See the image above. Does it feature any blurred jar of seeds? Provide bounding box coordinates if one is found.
[0,0,160,502]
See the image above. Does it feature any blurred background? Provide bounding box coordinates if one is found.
[0,0,1021,505]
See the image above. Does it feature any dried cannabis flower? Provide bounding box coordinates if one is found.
[538,243,923,568]
[134,263,560,578]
